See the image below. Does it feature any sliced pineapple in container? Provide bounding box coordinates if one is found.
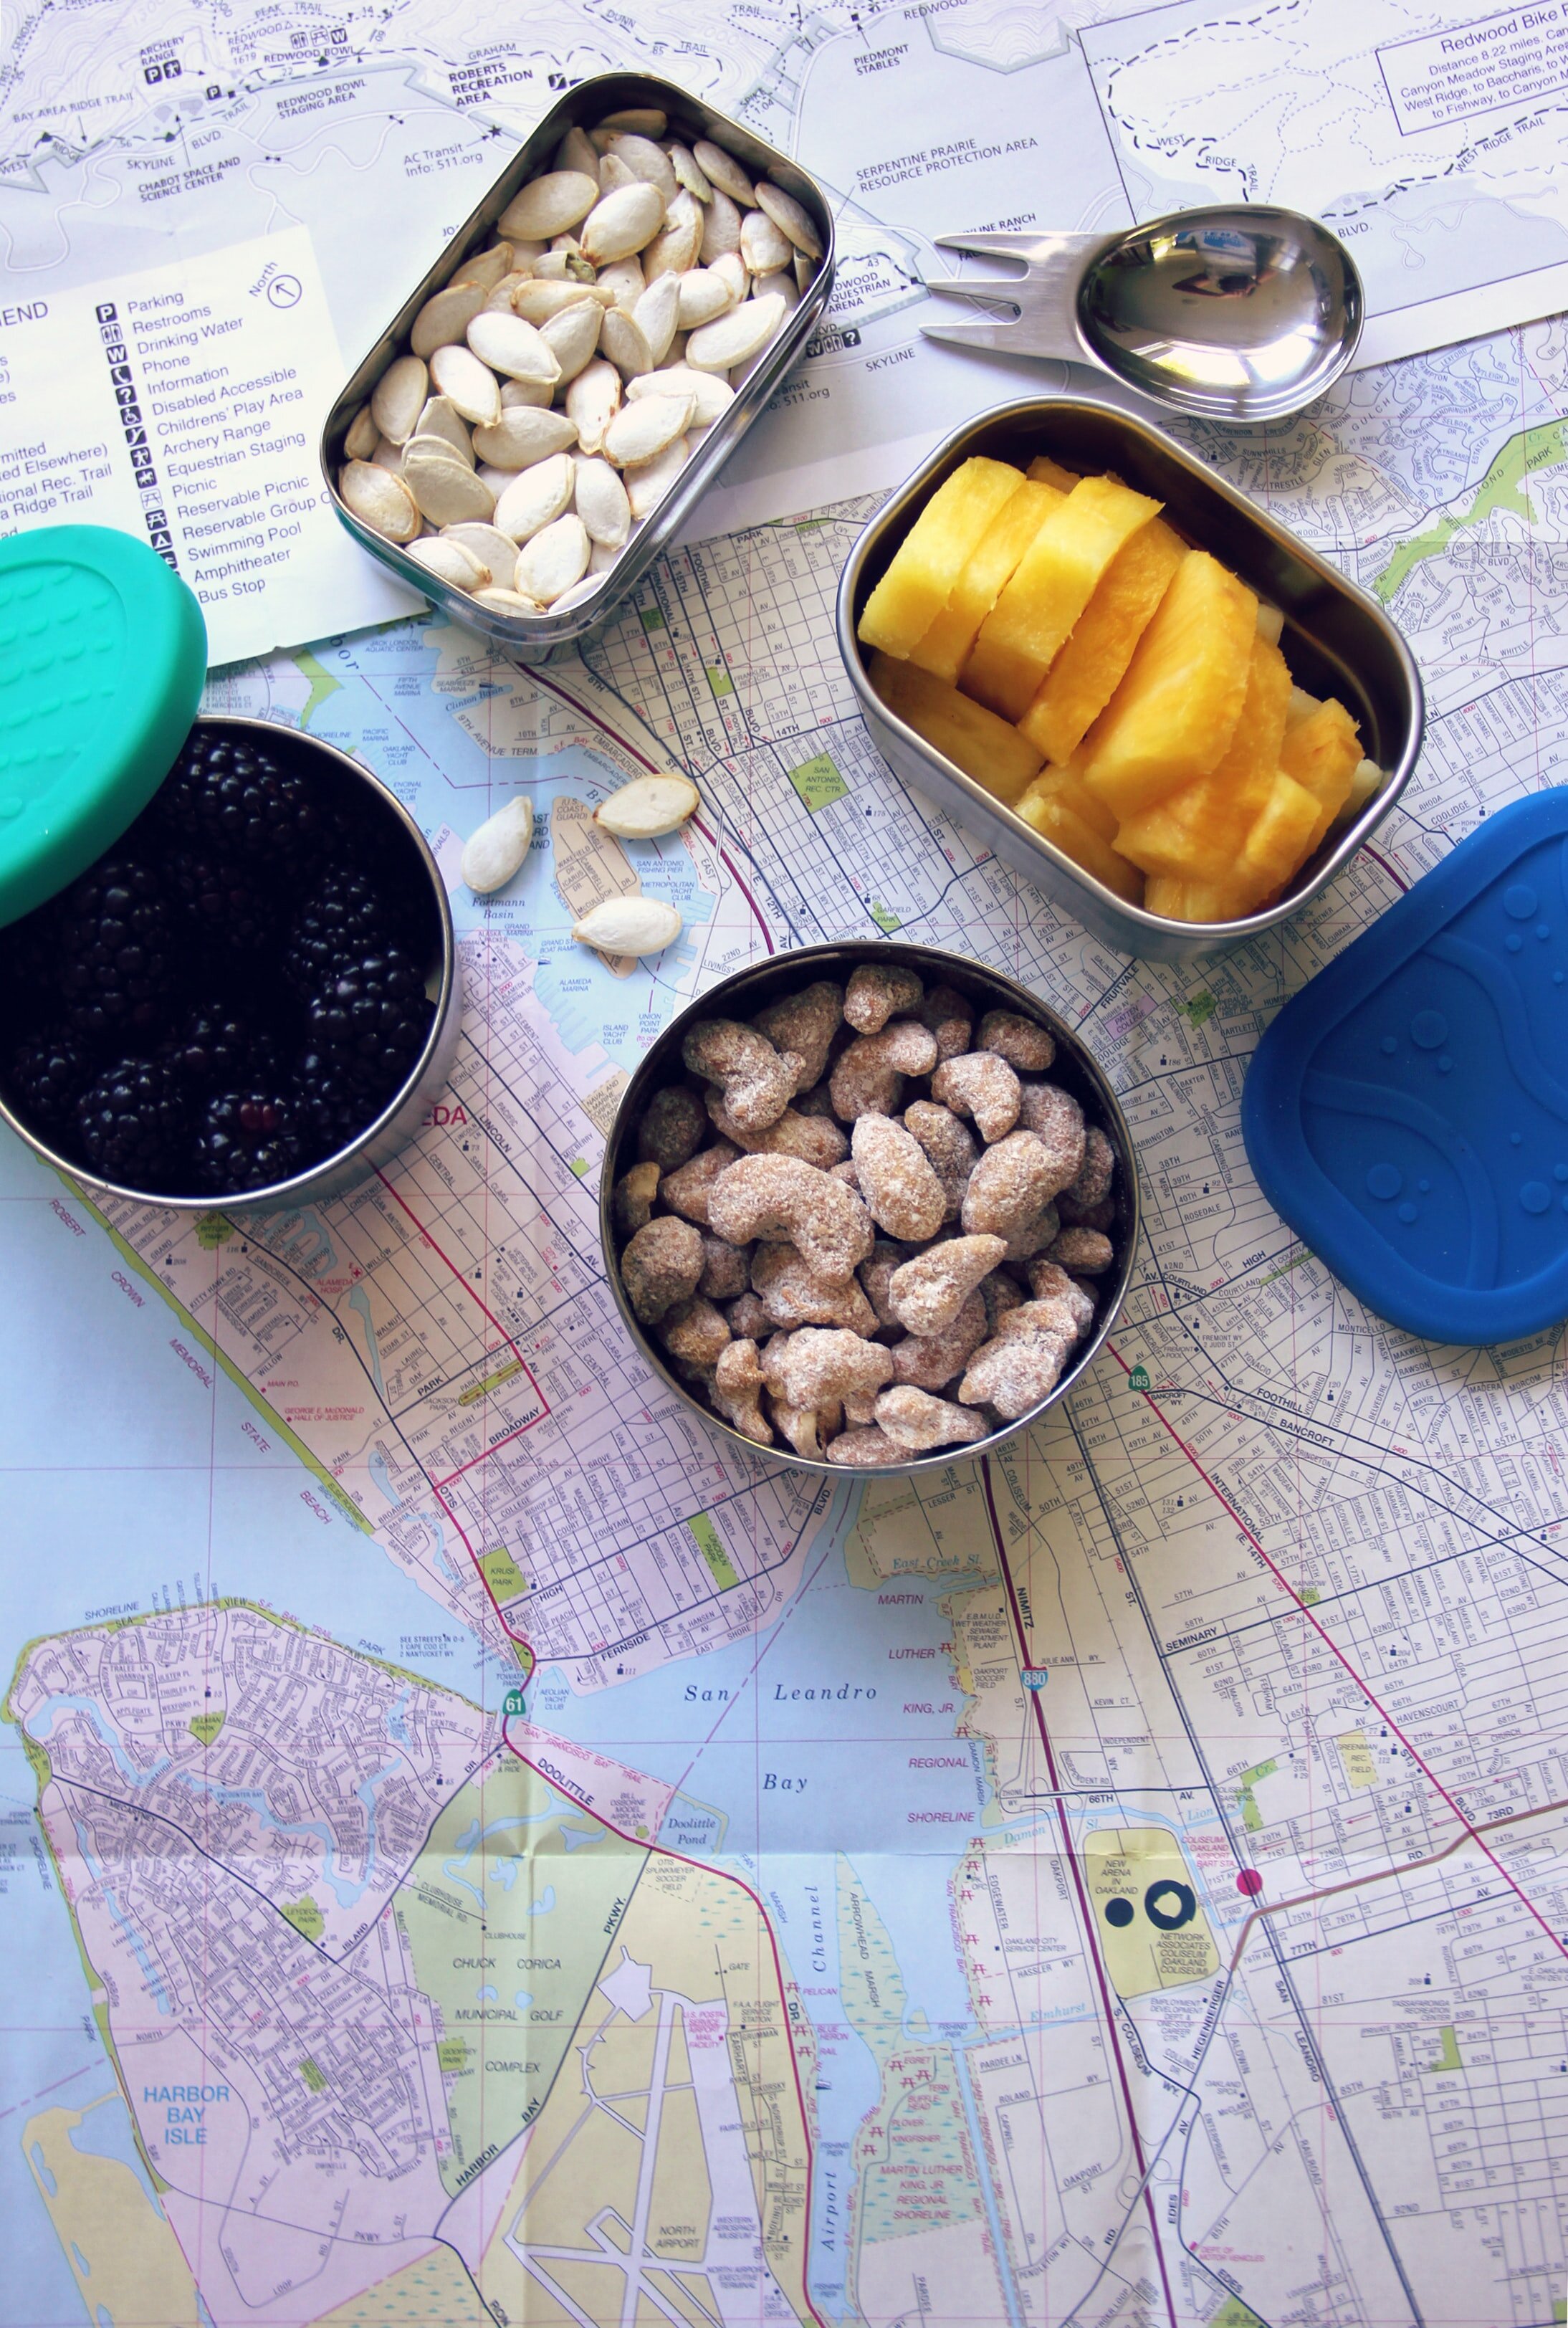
[961,475,1164,722]
[909,477,1066,684]
[1115,634,1291,879]
[1281,697,1363,853]
[857,457,1024,658]
[866,650,1043,804]
[1017,516,1185,767]
[1079,551,1258,819]
[1015,786,1144,905]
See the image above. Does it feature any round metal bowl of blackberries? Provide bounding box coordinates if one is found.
[601,939,1139,1475]
[0,716,460,1211]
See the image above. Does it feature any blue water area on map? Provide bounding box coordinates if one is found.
[68,2094,160,2205]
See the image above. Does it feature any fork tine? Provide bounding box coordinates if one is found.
[924,275,1020,310]
[919,315,1027,353]
[932,230,1041,263]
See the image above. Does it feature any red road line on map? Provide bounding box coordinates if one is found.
[500,1715,828,2328]
[979,1456,1181,2328]
[530,667,775,952]
[1104,1342,1568,1962]
[1362,844,1408,893]
[371,1165,548,1416]
[431,1409,552,1487]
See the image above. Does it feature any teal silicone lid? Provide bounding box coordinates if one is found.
[0,525,206,928]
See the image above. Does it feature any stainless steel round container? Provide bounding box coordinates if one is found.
[0,714,462,1212]
[599,938,1140,1476]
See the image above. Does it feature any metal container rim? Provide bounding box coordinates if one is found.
[0,713,459,1213]
[598,937,1142,1477]
[835,390,1425,946]
[319,68,838,659]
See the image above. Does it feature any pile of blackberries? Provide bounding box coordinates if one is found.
[1,728,438,1198]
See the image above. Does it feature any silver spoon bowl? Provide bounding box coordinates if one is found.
[922,206,1364,424]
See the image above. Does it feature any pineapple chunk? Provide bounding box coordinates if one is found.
[1079,551,1258,819]
[1026,454,1082,490]
[1016,758,1119,844]
[1015,788,1144,905]
[1337,757,1385,826]
[1114,635,1291,879]
[1256,600,1284,645]
[1285,684,1320,730]
[910,478,1067,684]
[1017,517,1185,765]
[1233,771,1322,895]
[961,475,1164,721]
[1281,697,1362,854]
[869,650,1043,805]
[858,457,1023,658]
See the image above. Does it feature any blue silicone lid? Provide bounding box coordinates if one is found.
[0,526,206,928]
[1243,789,1568,1345]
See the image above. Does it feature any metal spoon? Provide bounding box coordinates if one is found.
[922,206,1363,424]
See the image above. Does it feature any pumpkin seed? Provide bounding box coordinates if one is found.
[474,586,545,615]
[405,535,489,588]
[684,291,785,374]
[595,107,666,138]
[492,451,576,542]
[624,434,689,519]
[599,307,654,380]
[711,250,749,305]
[667,143,713,203]
[595,256,646,314]
[594,773,700,838]
[462,796,535,892]
[580,181,666,264]
[692,139,755,206]
[343,403,378,461]
[571,895,682,954]
[441,521,521,576]
[644,189,704,279]
[472,405,578,469]
[633,272,682,366]
[340,460,420,542]
[427,343,502,424]
[499,374,554,409]
[598,152,640,196]
[401,442,497,524]
[515,512,591,604]
[675,267,734,328]
[699,188,742,266]
[573,456,631,548]
[512,277,615,323]
[566,358,622,455]
[603,391,694,467]
[553,125,600,177]
[539,297,602,384]
[414,397,474,463]
[465,310,559,388]
[369,353,428,445]
[740,208,792,277]
[626,366,735,425]
[411,280,486,357]
[755,179,823,260]
[457,242,515,292]
[497,170,599,241]
[602,132,678,203]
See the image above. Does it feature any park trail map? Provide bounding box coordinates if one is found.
[11,6,1568,2328]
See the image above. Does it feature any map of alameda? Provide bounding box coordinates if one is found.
[13,295,1568,2326]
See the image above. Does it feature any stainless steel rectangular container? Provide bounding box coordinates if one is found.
[320,72,835,664]
[836,396,1425,962]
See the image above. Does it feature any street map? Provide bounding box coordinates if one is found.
[9,4,1568,2328]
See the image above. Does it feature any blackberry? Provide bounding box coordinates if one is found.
[191,1088,304,1194]
[304,945,434,1096]
[292,1047,370,1160]
[57,856,173,1039]
[165,849,274,957]
[76,1056,187,1187]
[161,1001,280,1092]
[9,1027,93,1128]
[161,730,323,862]
[282,868,401,996]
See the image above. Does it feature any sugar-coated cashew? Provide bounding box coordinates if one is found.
[1015,1081,1086,1196]
[712,1337,773,1443]
[983,1272,1025,1332]
[793,1082,839,1118]
[707,1154,874,1283]
[844,960,923,1034]
[637,1084,707,1171]
[659,1294,731,1371]
[958,1327,1074,1419]
[621,1215,703,1322]
[682,1018,795,1130]
[889,1288,988,1389]
[931,1051,1021,1143]
[830,1160,861,1190]
[752,1243,879,1333]
[887,1233,1006,1337]
[1001,1203,1060,1264]
[698,1233,751,1301]
[961,1130,1060,1236]
[760,1326,893,1412]
[659,1139,740,1226]
[995,1295,1081,1345]
[1027,1258,1097,1335]
[830,1021,939,1120]
[851,1112,945,1241]
[613,1159,661,1236]
[902,1098,977,1220]
[875,1384,988,1451]
[704,1086,848,1168]
[919,983,972,1062]
[977,1008,1056,1072]
[826,1426,907,1466]
[1058,1125,1116,1221]
[725,1289,771,1341]
[769,1395,844,1460]
[753,981,843,1089]
[859,1239,912,1330]
[1047,1226,1115,1274]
